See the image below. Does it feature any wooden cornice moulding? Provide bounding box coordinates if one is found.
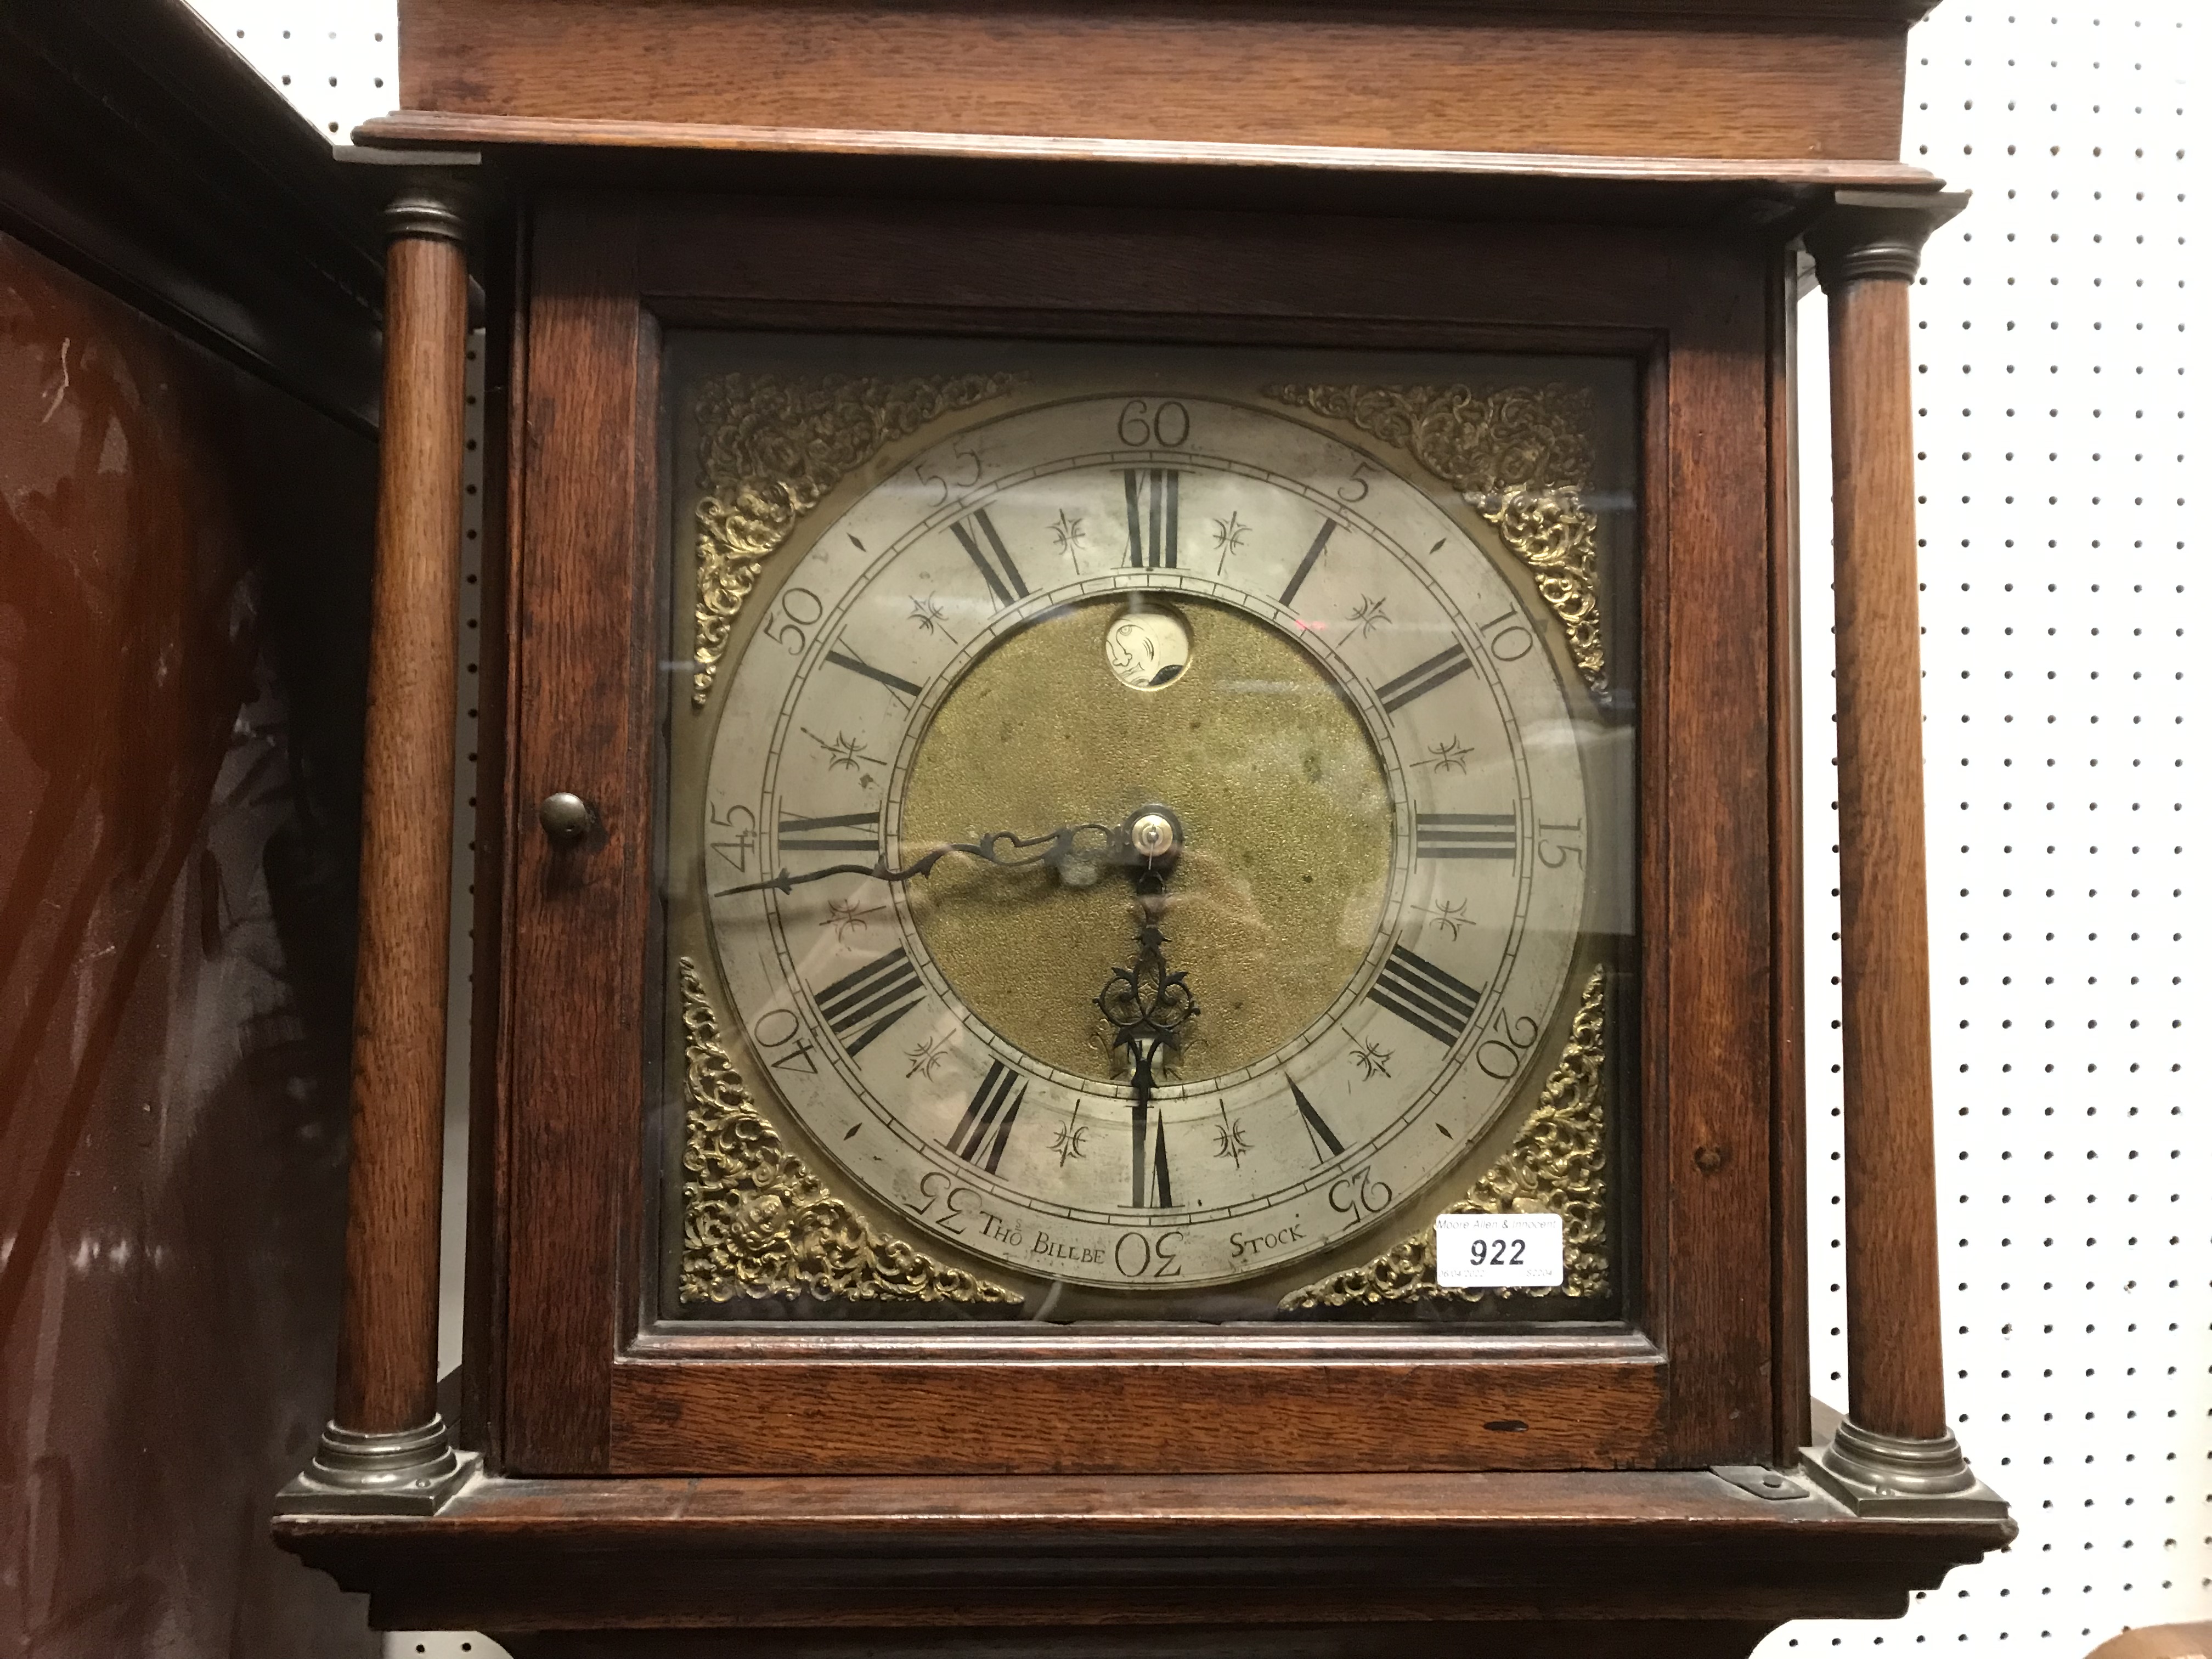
[392,0,1933,167]
[355,111,1943,189]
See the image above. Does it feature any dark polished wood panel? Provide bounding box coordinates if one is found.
[499,207,651,1471]
[1824,250,1948,1443]
[1652,240,1778,1463]
[0,227,378,1659]
[395,0,1912,165]
[336,225,472,1436]
[609,1353,1666,1475]
[352,113,1940,240]
[1767,251,1814,1463]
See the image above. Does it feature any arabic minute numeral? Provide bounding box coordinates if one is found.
[907,1169,975,1235]
[1113,1228,1186,1279]
[1116,398,1190,448]
[1480,606,1537,662]
[749,1006,819,1075]
[1328,1166,1393,1221]
[1537,818,1587,869]
[913,446,984,508]
[1474,1005,1543,1082]
[760,586,823,654]
[706,799,758,872]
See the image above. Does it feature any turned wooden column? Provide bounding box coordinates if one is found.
[1804,190,1976,1488]
[286,181,479,1510]
[335,189,470,1435]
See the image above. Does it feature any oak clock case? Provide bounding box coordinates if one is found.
[656,335,1639,1327]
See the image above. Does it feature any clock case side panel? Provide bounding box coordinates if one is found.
[492,194,1789,1477]
[495,205,658,1472]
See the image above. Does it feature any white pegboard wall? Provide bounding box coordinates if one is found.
[1776,4,2207,1654]
[184,3,2206,1656]
[185,0,397,140]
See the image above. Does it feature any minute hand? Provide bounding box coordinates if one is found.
[720,821,1113,898]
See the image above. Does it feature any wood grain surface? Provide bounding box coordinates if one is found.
[334,227,470,1435]
[1651,238,1779,1464]
[1823,268,1948,1443]
[354,110,1942,190]
[457,207,526,1463]
[498,206,650,1470]
[482,196,1792,1477]
[608,1351,1666,1475]
[392,0,1911,164]
[1767,250,1815,1463]
[274,1466,2013,1639]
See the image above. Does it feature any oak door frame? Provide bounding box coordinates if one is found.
[487,191,1790,1476]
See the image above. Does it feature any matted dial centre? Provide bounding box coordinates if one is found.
[899,596,1391,1085]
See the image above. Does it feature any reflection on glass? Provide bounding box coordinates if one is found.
[657,336,1639,1327]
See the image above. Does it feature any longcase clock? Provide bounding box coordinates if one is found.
[278,2,2014,1651]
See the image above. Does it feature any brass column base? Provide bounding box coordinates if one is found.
[1802,1416,2009,1520]
[278,1414,479,1516]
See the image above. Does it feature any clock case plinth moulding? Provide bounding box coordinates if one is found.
[275,0,2013,1651]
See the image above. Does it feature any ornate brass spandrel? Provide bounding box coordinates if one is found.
[689,371,1017,707]
[677,957,1021,1306]
[1263,383,1607,691]
[1280,969,1609,1310]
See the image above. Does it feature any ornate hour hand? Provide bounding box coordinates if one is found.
[1094,806,1197,1208]
[722,820,1114,897]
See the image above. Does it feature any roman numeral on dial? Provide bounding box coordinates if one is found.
[1289,1077,1345,1164]
[1131,1099,1173,1207]
[1376,642,1474,714]
[947,1059,1025,1175]
[1367,943,1482,1046]
[778,808,880,862]
[1416,811,1516,861]
[1277,518,1337,608]
[949,507,1029,607]
[1124,469,1180,568]
[812,946,925,1057]
[825,645,922,704]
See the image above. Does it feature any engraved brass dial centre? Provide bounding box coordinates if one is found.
[899,596,1392,1085]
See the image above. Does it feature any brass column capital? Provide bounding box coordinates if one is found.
[335,144,482,250]
[1804,189,1970,290]
[382,187,471,247]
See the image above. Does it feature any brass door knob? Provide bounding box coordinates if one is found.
[539,791,597,844]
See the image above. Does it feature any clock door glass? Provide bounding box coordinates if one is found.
[655,334,1639,1326]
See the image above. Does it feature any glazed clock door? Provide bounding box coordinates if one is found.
[494,196,1791,1478]
[666,339,1633,1319]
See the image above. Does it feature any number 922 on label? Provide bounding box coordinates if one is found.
[1434,1211,1565,1289]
